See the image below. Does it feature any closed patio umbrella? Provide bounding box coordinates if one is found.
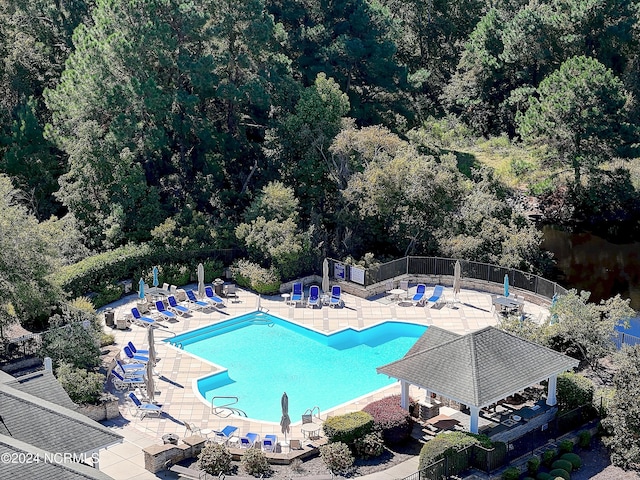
[280,392,291,441]
[504,274,510,298]
[145,348,155,403]
[453,260,461,301]
[147,325,157,366]
[322,259,330,294]
[152,266,159,288]
[138,278,145,300]
[197,263,205,298]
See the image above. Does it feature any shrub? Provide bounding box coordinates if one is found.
[542,449,557,467]
[556,372,595,411]
[241,448,272,477]
[548,468,570,480]
[501,466,520,480]
[100,332,115,347]
[56,363,105,404]
[197,442,232,475]
[536,473,552,480]
[94,283,124,308]
[323,411,374,446]
[319,442,354,475]
[230,259,281,295]
[362,395,413,444]
[40,320,101,369]
[558,440,574,454]
[577,430,591,448]
[560,453,582,470]
[527,456,541,474]
[418,431,491,471]
[551,459,573,472]
[353,432,385,459]
[289,458,304,473]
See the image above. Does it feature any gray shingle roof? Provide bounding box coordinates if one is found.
[6,371,78,410]
[404,326,460,356]
[0,435,114,480]
[378,326,579,407]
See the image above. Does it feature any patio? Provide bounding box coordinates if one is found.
[95,282,550,479]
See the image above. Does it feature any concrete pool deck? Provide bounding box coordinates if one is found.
[96,284,549,479]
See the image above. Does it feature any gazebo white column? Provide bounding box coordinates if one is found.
[400,380,410,410]
[546,374,558,406]
[469,406,480,434]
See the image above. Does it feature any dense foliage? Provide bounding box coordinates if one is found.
[555,372,595,411]
[56,362,105,404]
[418,431,492,471]
[362,394,413,444]
[322,411,374,446]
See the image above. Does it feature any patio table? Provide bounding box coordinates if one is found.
[388,288,406,303]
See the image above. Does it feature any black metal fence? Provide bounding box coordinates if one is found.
[328,256,566,301]
[0,333,42,366]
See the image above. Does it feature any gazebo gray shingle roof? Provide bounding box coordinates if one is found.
[5,370,79,410]
[378,326,579,407]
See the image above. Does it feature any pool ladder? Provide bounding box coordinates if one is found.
[211,396,247,418]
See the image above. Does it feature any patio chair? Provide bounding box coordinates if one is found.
[167,295,191,316]
[204,286,225,307]
[262,436,276,453]
[183,421,214,439]
[186,290,210,311]
[425,285,445,308]
[127,341,149,356]
[307,285,320,308]
[329,285,343,308]
[211,425,238,444]
[240,432,260,448]
[291,282,304,306]
[412,284,427,305]
[130,307,157,328]
[223,283,238,299]
[123,345,149,363]
[128,391,163,419]
[111,370,145,391]
[154,300,177,320]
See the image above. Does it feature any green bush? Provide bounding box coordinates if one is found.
[536,473,552,480]
[362,394,413,444]
[577,430,591,448]
[548,468,570,480]
[93,283,124,308]
[319,442,354,475]
[240,448,272,476]
[100,332,115,347]
[197,442,232,475]
[501,466,520,480]
[551,459,573,472]
[558,440,574,454]
[230,259,281,295]
[418,431,491,471]
[323,411,374,446]
[353,432,385,459]
[56,363,105,404]
[557,372,595,411]
[527,456,541,474]
[560,453,582,470]
[542,449,557,467]
[40,321,102,369]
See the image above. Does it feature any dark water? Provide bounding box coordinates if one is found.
[541,225,640,310]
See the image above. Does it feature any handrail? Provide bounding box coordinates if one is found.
[211,396,248,417]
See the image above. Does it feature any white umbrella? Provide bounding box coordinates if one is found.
[197,263,205,298]
[280,392,291,441]
[453,260,461,301]
[322,259,330,294]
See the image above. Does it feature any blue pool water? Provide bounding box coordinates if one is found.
[167,312,426,422]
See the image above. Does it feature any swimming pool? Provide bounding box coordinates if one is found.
[167,312,426,422]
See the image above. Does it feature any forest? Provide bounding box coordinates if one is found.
[2,0,640,328]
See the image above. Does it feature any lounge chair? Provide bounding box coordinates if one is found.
[123,345,149,363]
[204,286,225,307]
[167,295,191,316]
[426,285,445,308]
[128,392,163,419]
[127,341,149,356]
[212,425,238,444]
[240,432,260,448]
[307,285,320,308]
[412,284,427,305]
[262,435,276,453]
[291,282,304,306]
[154,300,177,320]
[116,359,146,377]
[186,290,210,310]
[111,370,145,391]
[130,307,157,327]
[329,285,343,308]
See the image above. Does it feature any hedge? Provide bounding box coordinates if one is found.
[323,412,374,446]
[418,431,491,471]
[362,395,413,444]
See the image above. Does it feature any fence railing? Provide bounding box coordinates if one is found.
[328,256,567,301]
[614,331,640,349]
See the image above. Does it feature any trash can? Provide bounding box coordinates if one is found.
[162,433,179,445]
[104,308,115,328]
[214,278,224,296]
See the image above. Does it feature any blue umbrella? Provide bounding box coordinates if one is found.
[504,274,510,297]
[138,278,145,299]
[152,266,159,287]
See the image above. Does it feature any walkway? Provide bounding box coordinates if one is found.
[95,284,548,479]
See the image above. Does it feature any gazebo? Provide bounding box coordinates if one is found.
[377,326,579,434]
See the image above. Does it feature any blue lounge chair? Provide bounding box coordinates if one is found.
[262,434,277,452]
[131,307,157,327]
[127,341,149,356]
[307,285,320,308]
[186,290,210,310]
[167,295,191,316]
[329,285,343,308]
[212,425,238,444]
[111,369,145,391]
[155,300,177,320]
[426,285,445,308]
[116,359,145,377]
[123,345,149,363]
[240,432,260,448]
[128,392,163,419]
[412,284,427,305]
[204,286,225,307]
[291,282,304,306]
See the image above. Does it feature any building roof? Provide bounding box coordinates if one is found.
[5,370,78,410]
[0,435,113,480]
[378,326,579,408]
